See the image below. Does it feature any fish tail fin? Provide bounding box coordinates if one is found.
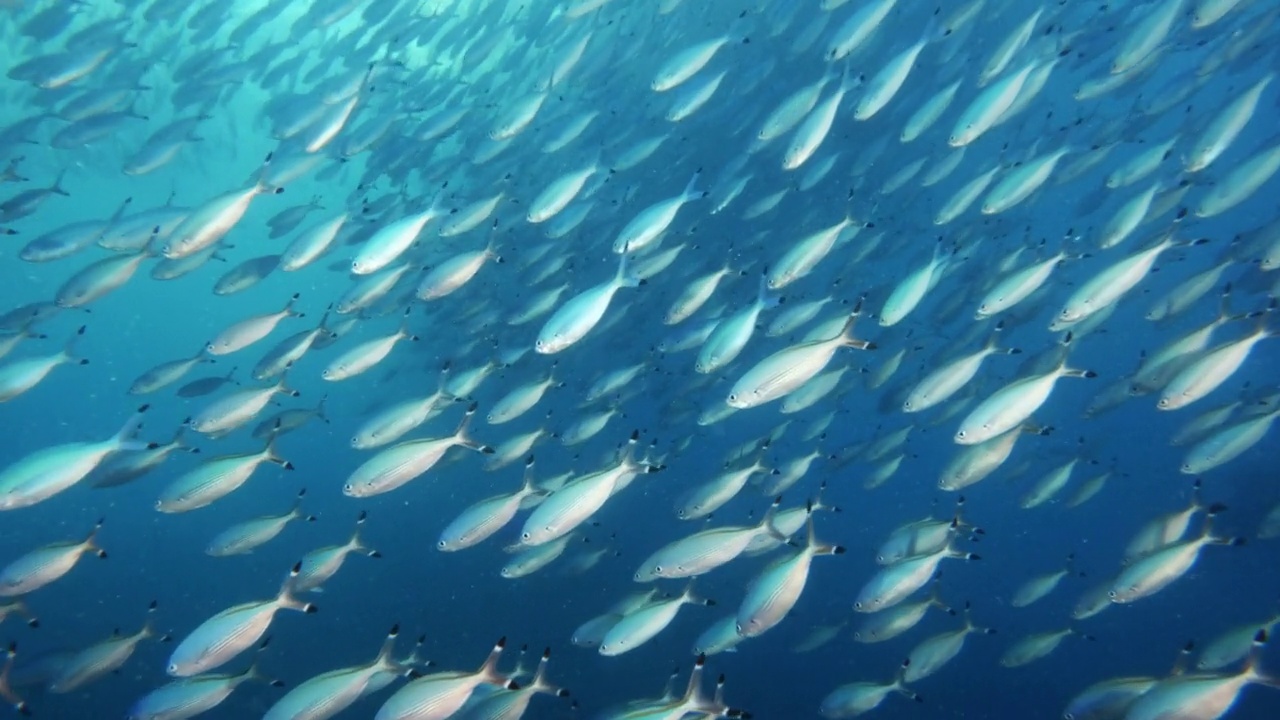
[373,624,400,671]
[615,248,641,288]
[283,292,302,316]
[839,297,876,350]
[529,648,568,696]
[927,572,952,613]
[84,518,106,555]
[245,638,285,687]
[10,601,36,628]
[455,402,492,453]
[1245,630,1276,686]
[682,170,704,201]
[478,637,514,687]
[681,579,711,606]
[62,324,88,363]
[761,496,787,541]
[520,456,539,494]
[349,511,380,557]
[278,563,319,614]
[680,655,708,706]
[264,437,294,470]
[113,404,150,451]
[0,643,29,716]
[289,488,307,518]
[49,168,69,196]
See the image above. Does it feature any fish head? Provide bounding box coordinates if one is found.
[160,237,187,259]
[536,330,571,354]
[1106,586,1133,604]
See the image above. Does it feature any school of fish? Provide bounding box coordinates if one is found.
[1,0,1279,718]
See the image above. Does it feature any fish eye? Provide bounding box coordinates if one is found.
[728,393,738,402]
[654,565,663,573]
[853,601,863,609]
[1107,590,1117,598]
[956,431,967,439]
[522,531,531,540]
[437,540,447,548]
[167,663,178,673]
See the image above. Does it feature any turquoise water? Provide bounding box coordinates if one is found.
[1,1,1279,719]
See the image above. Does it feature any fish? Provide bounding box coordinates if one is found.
[819,659,921,718]
[133,639,283,719]
[600,582,715,656]
[1011,554,1077,607]
[156,439,293,513]
[1110,508,1244,604]
[637,499,785,581]
[262,625,410,720]
[1124,630,1280,720]
[0,519,107,597]
[901,603,994,683]
[853,574,951,644]
[855,533,980,613]
[293,512,382,593]
[343,404,493,498]
[206,294,303,356]
[438,458,544,552]
[0,406,148,510]
[736,517,844,638]
[0,325,89,402]
[375,638,516,720]
[167,564,316,677]
[49,601,167,694]
[535,251,644,354]
[727,304,876,409]
[954,351,1096,446]
[465,647,569,720]
[1000,626,1093,667]
[206,489,315,557]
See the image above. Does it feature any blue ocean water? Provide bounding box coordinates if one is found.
[1,1,1279,719]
